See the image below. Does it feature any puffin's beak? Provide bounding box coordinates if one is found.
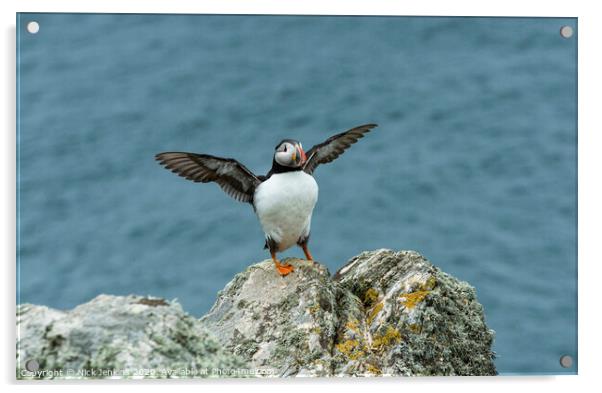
[296,146,307,165]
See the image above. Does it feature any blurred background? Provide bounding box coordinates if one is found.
[17,14,577,374]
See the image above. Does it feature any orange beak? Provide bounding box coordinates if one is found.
[297,146,307,165]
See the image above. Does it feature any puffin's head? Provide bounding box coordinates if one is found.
[274,139,307,168]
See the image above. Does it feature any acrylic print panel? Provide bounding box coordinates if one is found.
[16,14,577,378]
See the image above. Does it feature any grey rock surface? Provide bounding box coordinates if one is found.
[202,250,496,376]
[333,249,496,376]
[17,295,248,379]
[17,250,496,378]
[200,258,338,377]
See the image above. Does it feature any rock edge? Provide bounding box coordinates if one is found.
[17,249,496,378]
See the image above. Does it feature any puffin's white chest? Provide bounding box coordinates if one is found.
[253,171,318,251]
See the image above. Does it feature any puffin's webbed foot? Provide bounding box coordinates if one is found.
[271,249,294,276]
[274,260,294,276]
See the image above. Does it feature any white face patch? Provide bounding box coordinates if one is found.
[274,142,296,167]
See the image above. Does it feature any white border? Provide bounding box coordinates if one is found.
[0,0,588,16]
[3,1,601,392]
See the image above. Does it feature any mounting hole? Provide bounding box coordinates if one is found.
[559,355,573,368]
[25,359,39,372]
[560,25,573,39]
[26,21,40,34]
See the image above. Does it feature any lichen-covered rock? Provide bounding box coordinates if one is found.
[200,258,338,377]
[17,295,248,379]
[201,250,495,377]
[17,250,496,378]
[333,249,497,376]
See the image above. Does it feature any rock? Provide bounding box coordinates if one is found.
[200,258,338,377]
[16,250,496,378]
[202,250,496,376]
[333,249,496,376]
[17,295,248,379]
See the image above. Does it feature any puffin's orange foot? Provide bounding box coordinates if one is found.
[275,261,294,276]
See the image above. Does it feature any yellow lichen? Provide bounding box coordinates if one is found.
[408,323,422,334]
[336,339,365,361]
[371,326,402,351]
[363,288,380,306]
[398,276,436,309]
[365,363,382,375]
[308,303,321,315]
[366,302,383,325]
[399,290,430,309]
[336,339,358,353]
[345,319,360,333]
[424,275,437,290]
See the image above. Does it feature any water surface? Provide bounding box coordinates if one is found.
[17,14,577,374]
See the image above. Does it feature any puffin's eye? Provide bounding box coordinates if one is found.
[283,145,287,152]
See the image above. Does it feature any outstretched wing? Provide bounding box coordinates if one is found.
[303,124,378,174]
[155,152,261,203]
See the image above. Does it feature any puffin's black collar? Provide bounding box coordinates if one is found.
[267,159,304,177]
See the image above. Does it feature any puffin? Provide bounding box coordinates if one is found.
[156,123,377,276]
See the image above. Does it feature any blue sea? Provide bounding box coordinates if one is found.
[17,14,577,375]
